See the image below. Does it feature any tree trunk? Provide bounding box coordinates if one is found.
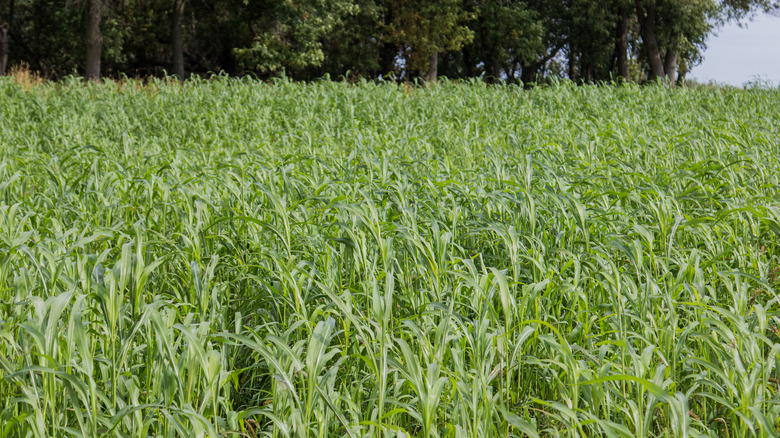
[520,63,537,87]
[616,3,630,81]
[439,52,451,79]
[663,49,677,84]
[462,45,475,78]
[568,43,577,81]
[85,0,102,80]
[0,22,8,76]
[677,58,688,85]
[171,0,186,79]
[489,58,501,83]
[584,66,593,83]
[520,44,563,88]
[1,1,12,76]
[426,50,437,82]
[635,0,664,81]
[378,42,397,78]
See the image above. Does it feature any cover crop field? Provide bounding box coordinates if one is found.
[1,78,780,438]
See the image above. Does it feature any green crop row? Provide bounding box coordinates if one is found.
[1,77,780,437]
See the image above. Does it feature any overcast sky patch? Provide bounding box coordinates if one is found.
[689,14,780,86]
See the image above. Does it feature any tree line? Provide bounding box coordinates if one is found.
[0,0,777,84]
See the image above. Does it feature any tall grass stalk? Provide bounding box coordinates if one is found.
[1,76,779,437]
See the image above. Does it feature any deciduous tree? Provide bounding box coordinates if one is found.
[466,0,543,82]
[234,0,356,76]
[384,0,473,81]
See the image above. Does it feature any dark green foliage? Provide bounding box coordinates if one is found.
[383,0,473,77]
[0,0,777,82]
[233,0,357,76]
[465,0,544,81]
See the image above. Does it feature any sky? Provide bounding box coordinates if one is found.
[689,13,780,86]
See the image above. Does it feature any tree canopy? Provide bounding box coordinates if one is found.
[0,0,777,83]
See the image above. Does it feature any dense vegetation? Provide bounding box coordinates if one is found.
[1,0,778,83]
[1,78,780,437]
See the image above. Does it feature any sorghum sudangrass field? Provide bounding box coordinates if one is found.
[1,77,780,438]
